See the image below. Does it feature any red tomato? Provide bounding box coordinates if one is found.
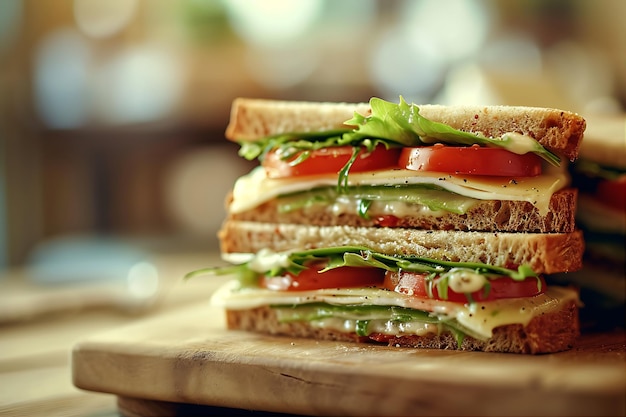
[399,145,543,177]
[383,270,545,303]
[374,215,400,227]
[260,264,385,292]
[262,145,401,178]
[596,176,626,212]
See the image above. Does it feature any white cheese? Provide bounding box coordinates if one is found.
[229,164,568,216]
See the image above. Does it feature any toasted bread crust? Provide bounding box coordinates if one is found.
[218,221,584,275]
[225,300,579,354]
[225,98,586,161]
[229,188,578,234]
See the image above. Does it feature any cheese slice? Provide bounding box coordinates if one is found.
[229,165,569,216]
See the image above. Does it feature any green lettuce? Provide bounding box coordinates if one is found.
[345,97,560,166]
[271,302,471,342]
[276,184,479,217]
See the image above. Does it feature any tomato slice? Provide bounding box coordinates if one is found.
[383,270,545,303]
[260,264,385,292]
[263,145,401,178]
[399,144,543,177]
[596,176,626,212]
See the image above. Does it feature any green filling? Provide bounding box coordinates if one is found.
[272,302,470,344]
[276,184,479,216]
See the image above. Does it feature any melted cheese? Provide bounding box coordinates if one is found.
[211,281,579,340]
[230,165,569,216]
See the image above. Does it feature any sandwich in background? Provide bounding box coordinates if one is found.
[187,97,586,354]
[553,115,625,330]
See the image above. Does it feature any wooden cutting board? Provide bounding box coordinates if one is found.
[72,299,626,417]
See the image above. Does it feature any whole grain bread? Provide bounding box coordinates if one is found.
[219,221,584,275]
[225,300,579,354]
[225,98,586,161]
[229,188,578,234]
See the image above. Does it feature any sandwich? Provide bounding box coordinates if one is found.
[552,114,625,330]
[187,97,586,354]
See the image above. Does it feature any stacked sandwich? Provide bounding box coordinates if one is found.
[553,115,625,330]
[189,97,587,354]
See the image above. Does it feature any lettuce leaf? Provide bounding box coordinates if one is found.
[344,97,560,166]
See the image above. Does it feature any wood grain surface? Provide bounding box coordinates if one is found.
[72,299,626,417]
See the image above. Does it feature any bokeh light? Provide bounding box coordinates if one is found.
[222,0,324,48]
[33,28,92,129]
[368,26,446,102]
[369,0,492,102]
[94,44,184,124]
[402,0,491,64]
[73,0,138,39]
[127,261,159,300]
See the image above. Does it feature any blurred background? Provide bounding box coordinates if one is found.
[0,0,624,298]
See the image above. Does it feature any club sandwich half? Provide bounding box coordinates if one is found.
[188,97,587,354]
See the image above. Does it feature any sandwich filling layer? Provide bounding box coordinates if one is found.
[230,163,569,216]
[189,246,581,344]
[212,280,578,342]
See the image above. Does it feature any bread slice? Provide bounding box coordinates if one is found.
[225,299,579,354]
[225,98,586,161]
[229,188,578,234]
[219,220,584,275]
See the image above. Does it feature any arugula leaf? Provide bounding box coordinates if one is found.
[186,246,538,285]
[184,263,259,287]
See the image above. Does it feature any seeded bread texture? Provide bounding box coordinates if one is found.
[228,188,578,234]
[225,98,586,161]
[219,221,584,275]
[225,300,579,354]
